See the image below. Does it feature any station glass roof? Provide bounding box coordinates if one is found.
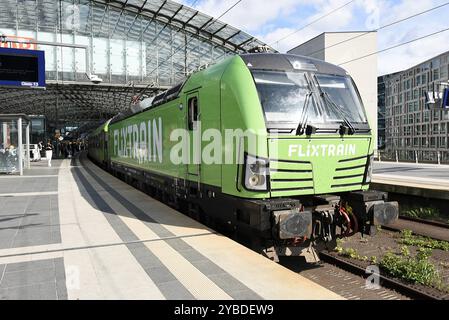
[0,0,273,131]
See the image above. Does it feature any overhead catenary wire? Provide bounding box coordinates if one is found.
[305,1,449,57]
[338,26,449,66]
[269,0,356,47]
[210,0,243,27]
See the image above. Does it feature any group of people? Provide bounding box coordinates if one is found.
[38,139,87,167]
[0,143,18,172]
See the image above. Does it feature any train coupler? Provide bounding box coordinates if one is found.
[264,208,320,262]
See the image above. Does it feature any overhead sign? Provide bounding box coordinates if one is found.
[424,91,443,105]
[0,36,37,50]
[0,47,46,88]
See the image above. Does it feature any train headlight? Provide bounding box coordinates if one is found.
[244,154,268,191]
[364,154,374,183]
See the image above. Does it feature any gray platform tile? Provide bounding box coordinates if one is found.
[11,236,52,248]
[207,273,256,294]
[13,226,53,241]
[126,242,154,259]
[187,259,224,277]
[0,258,67,300]
[0,177,58,194]
[54,268,66,282]
[0,282,58,300]
[143,266,179,285]
[165,238,193,251]
[38,282,58,300]
[0,239,14,250]
[23,169,60,176]
[0,203,28,215]
[0,284,42,300]
[171,248,209,263]
[0,267,57,288]
[56,280,68,300]
[209,273,262,300]
[21,214,51,226]
[50,228,62,243]
[0,193,61,249]
[227,289,263,300]
[0,216,25,228]
[156,280,195,300]
[5,259,54,273]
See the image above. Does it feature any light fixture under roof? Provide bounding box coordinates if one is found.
[285,55,318,71]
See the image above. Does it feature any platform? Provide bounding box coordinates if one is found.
[372,162,449,200]
[0,154,342,300]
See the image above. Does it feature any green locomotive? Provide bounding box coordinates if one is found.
[89,53,398,262]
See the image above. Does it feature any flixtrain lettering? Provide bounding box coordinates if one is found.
[113,117,163,163]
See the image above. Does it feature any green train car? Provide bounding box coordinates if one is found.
[88,119,111,168]
[89,53,398,262]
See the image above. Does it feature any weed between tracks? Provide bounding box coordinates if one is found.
[335,232,449,293]
[379,247,441,287]
[399,229,449,251]
[402,207,440,220]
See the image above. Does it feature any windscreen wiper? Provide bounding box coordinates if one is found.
[314,76,356,135]
[296,91,314,135]
[322,91,356,135]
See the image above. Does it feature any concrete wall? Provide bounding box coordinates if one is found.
[288,32,378,151]
[288,34,325,61]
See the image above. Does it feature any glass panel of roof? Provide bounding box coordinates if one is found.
[175,8,197,23]
[187,13,212,29]
[143,0,166,13]
[158,1,183,18]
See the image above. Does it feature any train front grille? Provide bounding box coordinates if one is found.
[269,159,314,197]
[331,155,367,189]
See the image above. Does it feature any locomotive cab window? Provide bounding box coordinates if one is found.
[188,96,199,130]
[252,70,320,126]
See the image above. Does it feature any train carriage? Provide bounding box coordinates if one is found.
[88,119,111,168]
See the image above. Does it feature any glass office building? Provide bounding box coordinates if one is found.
[379,51,449,163]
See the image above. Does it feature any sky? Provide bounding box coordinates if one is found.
[181,0,449,75]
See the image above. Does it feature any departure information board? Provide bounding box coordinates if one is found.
[0,47,45,88]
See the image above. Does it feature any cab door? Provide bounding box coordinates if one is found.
[186,92,200,182]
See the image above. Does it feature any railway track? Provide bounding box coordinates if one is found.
[318,251,446,300]
[398,215,449,229]
[382,216,449,242]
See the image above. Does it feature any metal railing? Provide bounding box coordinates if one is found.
[376,150,449,165]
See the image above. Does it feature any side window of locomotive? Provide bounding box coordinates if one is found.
[188,97,199,130]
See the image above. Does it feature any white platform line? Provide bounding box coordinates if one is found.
[0,175,58,179]
[0,191,58,197]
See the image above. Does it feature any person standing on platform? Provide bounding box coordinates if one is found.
[45,140,53,167]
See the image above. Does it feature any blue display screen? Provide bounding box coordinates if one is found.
[0,47,45,88]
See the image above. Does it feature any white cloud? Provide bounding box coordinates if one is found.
[260,0,359,52]
[184,0,449,75]
[192,0,301,31]
[376,0,449,74]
